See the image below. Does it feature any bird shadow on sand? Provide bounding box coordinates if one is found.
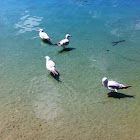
[58,47,76,54]
[41,39,53,45]
[50,71,61,83]
[108,92,135,99]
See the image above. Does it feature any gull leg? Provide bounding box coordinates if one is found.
[51,70,58,76]
[115,89,118,92]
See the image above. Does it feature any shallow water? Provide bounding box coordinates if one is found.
[0,0,140,139]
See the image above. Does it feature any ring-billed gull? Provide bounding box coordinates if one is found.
[54,34,72,48]
[45,56,58,76]
[102,77,131,92]
[39,29,52,41]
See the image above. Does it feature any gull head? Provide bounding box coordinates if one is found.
[66,34,72,39]
[39,29,43,32]
[45,56,50,61]
[102,77,108,86]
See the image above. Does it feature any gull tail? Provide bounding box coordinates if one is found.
[122,86,132,89]
[47,38,52,41]
[54,43,60,46]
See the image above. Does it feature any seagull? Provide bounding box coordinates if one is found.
[102,77,131,92]
[45,56,58,76]
[39,29,52,41]
[54,34,72,48]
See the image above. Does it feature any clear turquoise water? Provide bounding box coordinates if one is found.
[0,0,140,139]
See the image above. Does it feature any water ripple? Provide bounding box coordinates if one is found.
[14,11,43,34]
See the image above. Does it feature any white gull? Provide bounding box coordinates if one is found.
[39,29,52,41]
[45,56,58,76]
[54,34,72,48]
[102,77,131,92]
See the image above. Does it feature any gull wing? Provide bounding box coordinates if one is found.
[108,81,121,89]
[59,39,69,46]
[40,32,49,39]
